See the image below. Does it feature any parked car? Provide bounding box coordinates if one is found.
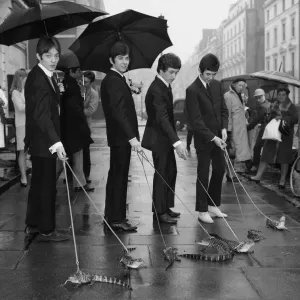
[173,98,186,130]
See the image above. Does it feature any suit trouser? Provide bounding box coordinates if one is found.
[152,147,177,214]
[26,156,57,234]
[187,130,194,147]
[105,144,131,223]
[83,145,91,179]
[196,144,225,212]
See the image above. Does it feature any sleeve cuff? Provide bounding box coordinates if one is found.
[211,136,217,142]
[49,141,63,154]
[129,137,137,143]
[173,141,181,148]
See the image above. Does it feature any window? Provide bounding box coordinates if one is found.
[239,37,241,52]
[282,0,285,11]
[234,25,236,36]
[282,22,286,41]
[266,10,270,22]
[274,28,277,46]
[291,53,295,74]
[235,42,237,54]
[266,58,270,71]
[239,21,241,32]
[291,17,295,37]
[274,57,278,70]
[292,0,295,5]
[282,55,286,71]
[274,4,277,16]
[266,32,270,49]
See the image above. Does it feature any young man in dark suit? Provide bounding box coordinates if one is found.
[24,37,70,241]
[101,42,140,231]
[142,53,187,224]
[185,53,228,224]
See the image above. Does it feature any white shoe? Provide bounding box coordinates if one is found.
[208,206,228,218]
[198,212,214,224]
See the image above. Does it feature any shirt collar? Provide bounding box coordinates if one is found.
[157,74,169,87]
[38,63,53,77]
[199,75,208,88]
[111,68,124,78]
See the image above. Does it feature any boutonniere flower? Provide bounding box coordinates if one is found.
[128,78,143,95]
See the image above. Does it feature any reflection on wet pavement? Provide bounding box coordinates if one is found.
[0,128,299,299]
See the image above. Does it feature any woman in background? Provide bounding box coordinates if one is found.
[250,87,298,188]
[11,68,28,187]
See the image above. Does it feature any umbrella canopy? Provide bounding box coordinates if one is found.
[251,70,300,88]
[69,9,173,73]
[0,1,107,46]
[56,51,80,71]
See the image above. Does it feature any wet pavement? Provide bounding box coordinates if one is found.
[0,125,300,299]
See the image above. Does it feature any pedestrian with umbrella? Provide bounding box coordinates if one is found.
[101,41,140,232]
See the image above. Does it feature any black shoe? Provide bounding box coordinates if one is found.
[86,179,92,184]
[36,230,70,242]
[167,208,181,218]
[109,220,137,231]
[187,146,191,152]
[24,226,39,236]
[154,213,177,224]
[74,184,95,192]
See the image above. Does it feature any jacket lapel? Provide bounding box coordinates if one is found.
[37,66,60,102]
[196,77,213,101]
[155,76,172,103]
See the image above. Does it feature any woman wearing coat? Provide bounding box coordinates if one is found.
[250,86,298,189]
[11,68,28,186]
[224,78,252,181]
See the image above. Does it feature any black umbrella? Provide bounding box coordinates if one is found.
[0,1,107,46]
[69,9,173,73]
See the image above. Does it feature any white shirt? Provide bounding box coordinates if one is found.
[157,74,181,148]
[199,74,208,89]
[111,67,124,78]
[37,63,63,154]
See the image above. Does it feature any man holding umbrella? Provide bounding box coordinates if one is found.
[101,42,140,231]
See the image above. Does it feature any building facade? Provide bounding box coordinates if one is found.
[264,0,299,103]
[0,0,29,114]
[221,0,265,78]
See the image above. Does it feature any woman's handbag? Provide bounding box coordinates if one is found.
[262,118,282,142]
[279,119,291,136]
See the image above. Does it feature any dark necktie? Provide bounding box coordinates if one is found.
[206,83,211,96]
[168,84,173,100]
[48,76,56,91]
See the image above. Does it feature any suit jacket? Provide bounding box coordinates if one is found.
[185,77,228,150]
[24,65,61,158]
[101,70,139,147]
[142,76,179,152]
[60,74,92,155]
